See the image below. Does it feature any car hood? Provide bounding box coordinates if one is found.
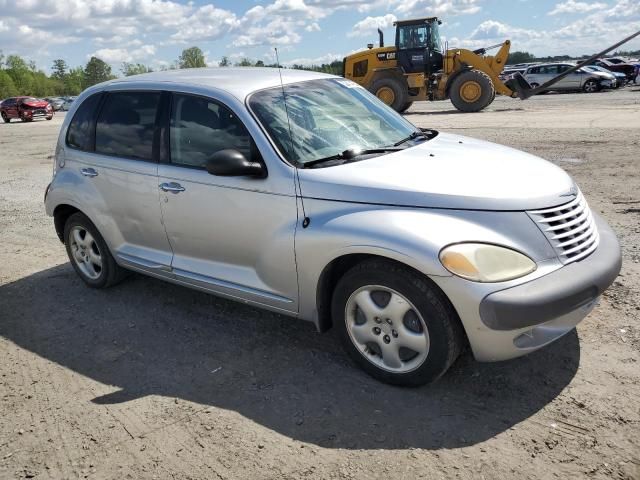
[298,132,576,211]
[23,100,49,107]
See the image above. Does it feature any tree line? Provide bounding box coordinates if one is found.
[507,48,640,65]
[4,43,634,99]
[0,46,343,99]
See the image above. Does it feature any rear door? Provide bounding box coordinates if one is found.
[556,64,581,89]
[64,90,173,271]
[4,98,18,118]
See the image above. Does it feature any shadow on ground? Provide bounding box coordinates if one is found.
[0,264,581,450]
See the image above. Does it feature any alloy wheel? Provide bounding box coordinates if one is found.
[69,226,103,280]
[344,285,430,373]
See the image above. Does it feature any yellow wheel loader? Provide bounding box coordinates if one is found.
[343,17,515,113]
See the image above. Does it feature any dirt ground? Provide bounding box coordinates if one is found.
[1,87,639,480]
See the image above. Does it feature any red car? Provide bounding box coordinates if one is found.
[1,96,53,123]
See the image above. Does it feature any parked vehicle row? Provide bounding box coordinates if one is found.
[524,63,616,93]
[44,96,77,111]
[1,96,53,122]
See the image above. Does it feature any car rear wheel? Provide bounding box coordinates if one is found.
[332,259,464,386]
[64,212,127,289]
[1,112,9,123]
[583,79,600,93]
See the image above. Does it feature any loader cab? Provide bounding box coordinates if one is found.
[395,18,444,75]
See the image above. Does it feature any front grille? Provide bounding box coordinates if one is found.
[527,190,599,264]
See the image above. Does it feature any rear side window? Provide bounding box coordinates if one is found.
[66,93,102,152]
[95,92,160,161]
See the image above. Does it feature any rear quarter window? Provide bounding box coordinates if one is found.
[66,93,103,152]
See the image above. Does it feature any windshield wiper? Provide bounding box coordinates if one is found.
[303,147,403,168]
[393,130,429,147]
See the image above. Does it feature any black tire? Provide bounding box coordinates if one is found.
[583,79,600,93]
[449,70,495,112]
[398,101,413,113]
[1,112,9,123]
[331,259,464,387]
[369,74,408,112]
[64,212,127,289]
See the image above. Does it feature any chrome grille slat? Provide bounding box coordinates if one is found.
[543,208,589,231]
[527,190,599,265]
[551,215,593,240]
[556,221,595,248]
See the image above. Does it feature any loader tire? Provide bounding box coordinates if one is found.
[370,75,408,112]
[449,70,495,112]
[399,101,413,113]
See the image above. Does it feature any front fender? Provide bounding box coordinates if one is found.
[295,198,557,323]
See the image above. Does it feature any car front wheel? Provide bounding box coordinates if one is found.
[1,112,9,123]
[583,79,600,93]
[332,259,464,386]
[64,212,126,288]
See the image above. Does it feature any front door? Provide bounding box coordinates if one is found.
[396,23,442,75]
[157,93,298,313]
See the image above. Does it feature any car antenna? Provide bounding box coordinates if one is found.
[275,47,310,228]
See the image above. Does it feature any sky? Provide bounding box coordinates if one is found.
[0,0,639,74]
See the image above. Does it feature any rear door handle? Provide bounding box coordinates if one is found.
[159,182,185,193]
[80,167,98,177]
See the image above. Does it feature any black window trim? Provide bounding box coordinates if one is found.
[161,91,266,174]
[90,89,164,163]
[65,92,105,153]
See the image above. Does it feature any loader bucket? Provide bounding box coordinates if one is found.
[505,73,533,100]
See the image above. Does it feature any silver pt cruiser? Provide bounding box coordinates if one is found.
[45,68,622,386]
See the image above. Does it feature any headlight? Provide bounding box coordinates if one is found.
[439,243,536,282]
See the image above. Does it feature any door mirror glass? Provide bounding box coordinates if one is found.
[205,149,266,178]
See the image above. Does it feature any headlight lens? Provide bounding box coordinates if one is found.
[439,243,536,282]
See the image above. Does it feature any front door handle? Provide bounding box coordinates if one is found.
[80,167,98,177]
[159,182,185,193]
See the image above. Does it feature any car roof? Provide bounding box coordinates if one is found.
[101,67,337,100]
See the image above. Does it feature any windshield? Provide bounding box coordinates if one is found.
[248,79,420,165]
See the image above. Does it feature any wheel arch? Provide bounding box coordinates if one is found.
[315,253,464,339]
[53,204,82,243]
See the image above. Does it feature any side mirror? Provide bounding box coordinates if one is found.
[205,149,266,178]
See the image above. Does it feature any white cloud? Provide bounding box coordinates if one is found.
[548,0,607,16]
[305,22,321,32]
[284,52,344,66]
[348,14,397,38]
[90,45,157,64]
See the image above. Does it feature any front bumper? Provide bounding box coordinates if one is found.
[433,214,621,362]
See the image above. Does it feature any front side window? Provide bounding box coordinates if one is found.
[169,94,251,168]
[67,93,102,152]
[249,79,418,165]
[95,92,160,161]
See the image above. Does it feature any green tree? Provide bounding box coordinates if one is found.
[51,59,68,80]
[236,57,254,67]
[0,70,18,98]
[507,51,536,64]
[179,47,206,69]
[83,56,112,88]
[121,62,152,76]
[5,55,33,94]
[64,67,84,95]
[219,56,230,67]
